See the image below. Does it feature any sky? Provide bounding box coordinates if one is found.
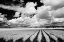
[0,0,64,27]
[40,0,64,18]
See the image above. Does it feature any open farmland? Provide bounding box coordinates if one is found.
[0,28,64,42]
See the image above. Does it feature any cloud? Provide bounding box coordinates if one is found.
[23,2,37,14]
[41,0,64,10]
[36,11,51,20]
[0,4,25,13]
[51,7,64,18]
[14,12,20,17]
[52,18,64,22]
[36,6,51,20]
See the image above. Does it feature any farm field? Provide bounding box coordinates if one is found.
[0,28,64,42]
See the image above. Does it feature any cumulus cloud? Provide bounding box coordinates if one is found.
[0,13,6,21]
[14,12,20,17]
[51,7,64,18]
[8,18,18,24]
[23,2,37,14]
[23,17,49,27]
[41,0,64,10]
[20,2,37,18]
[8,17,25,23]
[36,6,51,20]
[52,18,64,22]
[40,0,64,23]
[23,17,39,27]
[3,1,64,27]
